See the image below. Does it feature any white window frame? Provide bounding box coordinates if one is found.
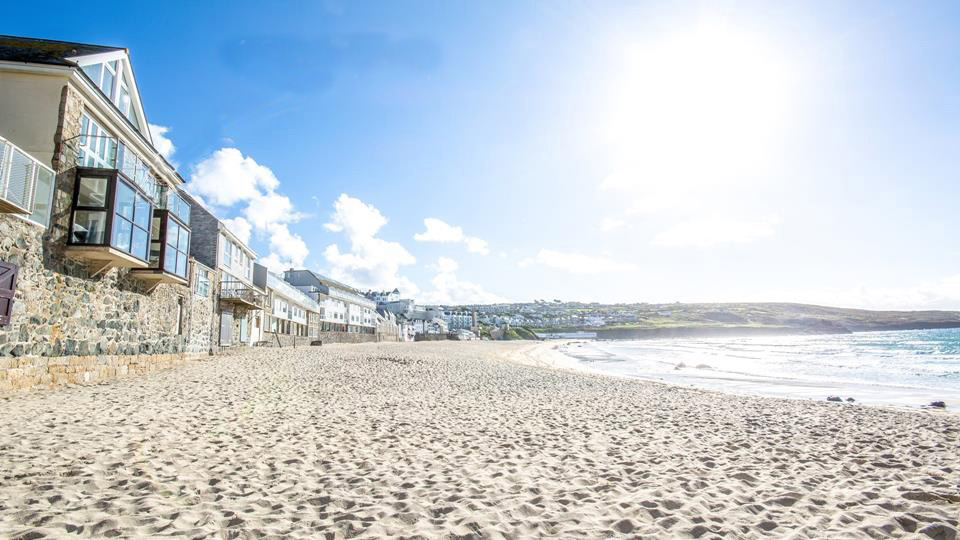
[0,135,55,227]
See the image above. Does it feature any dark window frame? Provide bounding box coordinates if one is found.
[150,208,191,279]
[67,167,153,263]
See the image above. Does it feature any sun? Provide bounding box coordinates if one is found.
[599,21,796,207]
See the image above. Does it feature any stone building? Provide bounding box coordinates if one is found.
[0,36,207,390]
[185,194,266,348]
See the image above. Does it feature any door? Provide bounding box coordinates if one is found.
[220,306,234,346]
[249,313,262,345]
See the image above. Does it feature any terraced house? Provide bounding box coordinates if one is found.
[0,36,213,390]
[185,195,266,349]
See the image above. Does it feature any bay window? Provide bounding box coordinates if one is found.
[67,169,152,267]
[134,207,190,284]
[164,218,190,278]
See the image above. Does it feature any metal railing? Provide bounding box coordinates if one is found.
[60,134,161,202]
[220,280,265,307]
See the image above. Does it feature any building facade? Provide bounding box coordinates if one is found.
[0,36,213,390]
[263,271,320,346]
[186,197,266,348]
[283,269,378,335]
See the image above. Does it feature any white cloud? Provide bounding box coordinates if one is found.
[323,194,418,293]
[148,124,177,166]
[414,218,490,255]
[419,256,507,305]
[414,218,462,242]
[188,148,279,207]
[599,217,627,232]
[653,217,778,247]
[519,249,638,274]
[464,237,490,255]
[186,148,308,271]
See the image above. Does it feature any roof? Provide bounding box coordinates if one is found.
[0,35,186,184]
[288,269,364,296]
[0,35,124,66]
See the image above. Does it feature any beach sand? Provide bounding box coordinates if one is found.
[1,341,958,539]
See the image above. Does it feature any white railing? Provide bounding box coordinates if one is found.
[0,135,53,214]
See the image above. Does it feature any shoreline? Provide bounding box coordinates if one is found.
[511,339,959,414]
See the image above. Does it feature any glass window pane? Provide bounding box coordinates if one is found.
[176,254,187,277]
[131,227,149,261]
[28,168,55,227]
[164,245,177,273]
[71,210,107,244]
[81,64,101,85]
[101,65,115,98]
[107,138,117,167]
[112,218,132,253]
[150,240,161,267]
[119,85,130,115]
[166,221,179,248]
[115,181,134,220]
[77,176,109,207]
[177,228,189,252]
[133,194,150,229]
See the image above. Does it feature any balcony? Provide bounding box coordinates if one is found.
[0,135,54,217]
[61,131,161,202]
[220,280,265,310]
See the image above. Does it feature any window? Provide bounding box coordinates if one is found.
[0,135,55,226]
[77,114,157,199]
[232,243,242,271]
[77,114,118,169]
[112,181,150,260]
[68,170,153,262]
[195,268,211,297]
[27,167,54,227]
[222,237,232,269]
[163,219,189,278]
[81,60,140,128]
[166,190,190,225]
[70,175,109,244]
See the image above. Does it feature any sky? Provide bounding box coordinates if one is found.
[5,1,960,309]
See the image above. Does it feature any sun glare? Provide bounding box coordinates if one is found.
[600,22,796,209]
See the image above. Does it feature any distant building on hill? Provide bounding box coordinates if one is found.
[443,310,473,331]
[366,288,400,304]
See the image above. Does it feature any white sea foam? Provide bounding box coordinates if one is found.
[559,328,960,408]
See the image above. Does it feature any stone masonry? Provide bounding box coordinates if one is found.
[0,85,206,392]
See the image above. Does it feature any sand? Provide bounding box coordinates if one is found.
[0,341,958,539]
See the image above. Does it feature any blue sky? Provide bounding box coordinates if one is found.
[6,1,960,308]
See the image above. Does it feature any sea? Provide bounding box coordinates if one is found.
[556,328,960,408]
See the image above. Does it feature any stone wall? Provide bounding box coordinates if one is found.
[0,83,201,391]
[262,330,391,347]
[0,352,206,392]
[183,261,216,354]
